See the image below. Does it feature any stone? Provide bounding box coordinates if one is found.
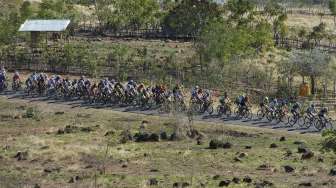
[298,182,312,187]
[298,145,308,153]
[245,145,252,149]
[243,176,252,183]
[148,178,158,186]
[280,136,286,141]
[232,177,240,184]
[294,141,305,145]
[160,132,168,140]
[301,151,314,160]
[270,143,278,148]
[283,165,295,173]
[212,175,220,180]
[329,168,336,176]
[218,180,231,187]
[80,127,94,132]
[238,153,248,158]
[234,157,242,162]
[317,156,324,163]
[104,130,115,136]
[14,151,28,161]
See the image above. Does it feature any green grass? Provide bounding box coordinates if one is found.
[0,97,335,188]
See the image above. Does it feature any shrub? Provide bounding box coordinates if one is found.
[321,129,336,153]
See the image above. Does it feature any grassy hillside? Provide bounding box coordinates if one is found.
[0,97,335,188]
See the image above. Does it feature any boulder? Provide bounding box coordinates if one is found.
[329,168,336,176]
[270,143,278,148]
[232,177,240,184]
[283,165,295,173]
[238,153,248,158]
[298,145,308,153]
[301,151,314,160]
[245,145,252,149]
[14,151,28,161]
[160,132,168,140]
[280,136,286,141]
[243,176,252,183]
[218,180,231,187]
[104,130,115,136]
[148,178,158,186]
[148,133,160,142]
[298,182,312,187]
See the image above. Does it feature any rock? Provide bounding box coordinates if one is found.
[104,130,115,136]
[238,153,248,158]
[134,132,150,142]
[14,151,28,161]
[3,145,10,150]
[301,151,314,160]
[57,129,65,135]
[294,141,305,145]
[64,125,78,133]
[232,177,240,184]
[298,182,312,187]
[283,165,295,173]
[257,164,272,171]
[280,136,286,141]
[298,145,308,153]
[160,132,168,140]
[270,143,278,148]
[329,168,336,176]
[68,176,81,183]
[197,139,203,145]
[80,127,94,132]
[209,139,221,149]
[148,133,160,142]
[218,180,231,187]
[245,145,252,149]
[317,156,324,162]
[150,169,159,172]
[40,146,49,150]
[44,166,61,173]
[243,176,252,183]
[255,180,273,188]
[121,164,128,168]
[148,178,158,186]
[233,157,242,162]
[173,182,190,188]
[212,175,220,180]
[55,111,65,115]
[284,149,292,157]
[209,139,231,149]
[222,142,232,149]
[120,130,133,144]
[34,184,41,188]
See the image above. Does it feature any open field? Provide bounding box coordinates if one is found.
[0,95,336,188]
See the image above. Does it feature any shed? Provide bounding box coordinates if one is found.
[19,19,71,47]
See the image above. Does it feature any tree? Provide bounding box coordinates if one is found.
[162,0,222,36]
[95,0,160,31]
[329,0,336,26]
[19,1,33,21]
[290,49,330,95]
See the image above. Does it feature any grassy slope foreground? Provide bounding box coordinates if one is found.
[0,97,335,188]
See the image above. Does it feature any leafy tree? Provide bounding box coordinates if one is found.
[290,49,330,94]
[95,0,160,31]
[162,0,222,36]
[19,1,33,22]
[321,129,336,153]
[329,0,336,25]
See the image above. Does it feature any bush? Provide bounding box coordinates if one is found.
[321,129,336,153]
[24,106,41,120]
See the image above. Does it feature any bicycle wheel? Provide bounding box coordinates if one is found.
[266,112,273,122]
[325,118,334,130]
[280,113,289,124]
[256,110,264,120]
[225,108,232,118]
[288,116,296,127]
[314,119,324,131]
[245,110,253,120]
[207,105,214,115]
[217,106,223,117]
[297,116,305,127]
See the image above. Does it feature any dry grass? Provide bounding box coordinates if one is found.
[0,96,335,188]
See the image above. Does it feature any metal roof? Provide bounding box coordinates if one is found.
[19,19,71,32]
